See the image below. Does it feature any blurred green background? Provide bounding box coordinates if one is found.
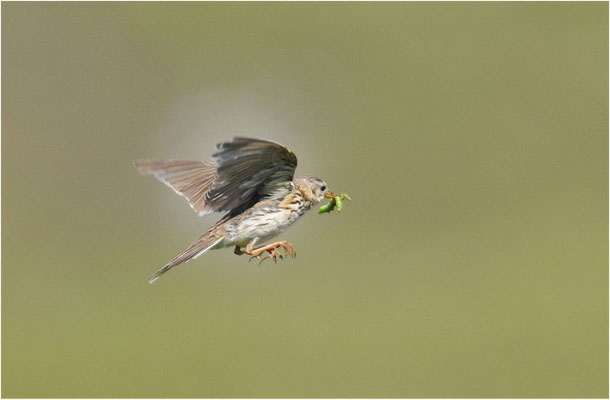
[2,2,607,397]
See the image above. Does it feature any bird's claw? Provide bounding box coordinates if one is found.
[266,248,283,263]
[277,240,297,258]
[245,241,296,265]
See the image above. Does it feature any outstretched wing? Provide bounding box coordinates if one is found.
[204,137,297,214]
[134,159,216,216]
[135,137,297,216]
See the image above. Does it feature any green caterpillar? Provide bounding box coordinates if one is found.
[319,193,351,214]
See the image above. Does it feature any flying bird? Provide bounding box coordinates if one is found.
[135,137,334,283]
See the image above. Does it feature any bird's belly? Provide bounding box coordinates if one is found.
[227,207,303,246]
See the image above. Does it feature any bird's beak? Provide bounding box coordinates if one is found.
[325,191,336,199]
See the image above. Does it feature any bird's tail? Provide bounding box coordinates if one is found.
[148,232,225,284]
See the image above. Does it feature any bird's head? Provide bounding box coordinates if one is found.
[296,176,333,204]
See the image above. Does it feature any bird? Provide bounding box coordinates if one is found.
[134,137,334,283]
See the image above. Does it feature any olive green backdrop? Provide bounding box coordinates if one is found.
[2,2,608,398]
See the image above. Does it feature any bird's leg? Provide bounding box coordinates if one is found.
[244,240,297,264]
[233,238,259,257]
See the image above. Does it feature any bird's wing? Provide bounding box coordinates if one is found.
[134,159,216,216]
[135,137,297,216]
[203,137,298,214]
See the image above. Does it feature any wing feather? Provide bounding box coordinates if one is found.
[134,159,216,216]
[135,137,297,216]
[203,137,297,214]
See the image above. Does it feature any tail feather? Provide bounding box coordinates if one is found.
[148,233,224,284]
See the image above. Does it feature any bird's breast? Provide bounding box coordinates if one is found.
[226,193,310,244]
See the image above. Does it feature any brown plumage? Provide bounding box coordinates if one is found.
[135,137,332,283]
[133,160,216,216]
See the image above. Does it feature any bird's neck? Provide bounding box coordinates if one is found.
[294,179,316,203]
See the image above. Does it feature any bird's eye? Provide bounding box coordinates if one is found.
[321,186,327,191]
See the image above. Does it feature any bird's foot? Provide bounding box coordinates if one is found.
[276,240,297,258]
[245,241,297,264]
